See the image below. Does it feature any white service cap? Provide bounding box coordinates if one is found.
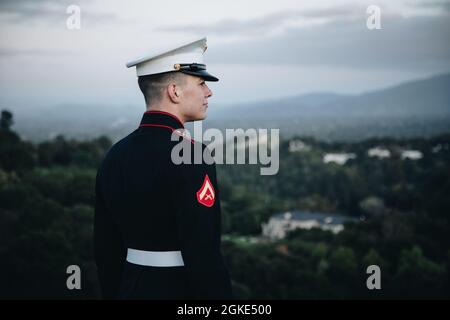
[126,37,218,81]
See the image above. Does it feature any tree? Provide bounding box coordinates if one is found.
[0,110,13,131]
[394,246,447,298]
[0,123,36,171]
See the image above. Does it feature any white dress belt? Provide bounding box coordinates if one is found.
[126,248,185,267]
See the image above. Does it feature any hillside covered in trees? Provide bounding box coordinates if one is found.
[1,110,449,299]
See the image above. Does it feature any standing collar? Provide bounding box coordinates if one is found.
[139,111,184,130]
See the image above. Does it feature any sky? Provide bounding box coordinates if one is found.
[0,0,449,109]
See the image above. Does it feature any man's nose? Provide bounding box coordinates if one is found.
[206,85,213,98]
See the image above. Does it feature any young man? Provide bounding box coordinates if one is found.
[94,38,233,299]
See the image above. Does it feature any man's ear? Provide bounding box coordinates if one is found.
[167,83,180,103]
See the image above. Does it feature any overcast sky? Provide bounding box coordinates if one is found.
[0,0,449,110]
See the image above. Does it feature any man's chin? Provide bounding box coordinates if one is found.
[186,113,207,122]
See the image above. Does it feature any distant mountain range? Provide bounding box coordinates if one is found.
[8,73,450,142]
[205,73,450,141]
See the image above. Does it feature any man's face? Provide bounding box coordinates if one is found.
[179,75,213,122]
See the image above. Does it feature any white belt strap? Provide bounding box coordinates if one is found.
[126,248,185,267]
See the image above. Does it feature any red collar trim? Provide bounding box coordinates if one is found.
[139,124,195,144]
[144,110,184,128]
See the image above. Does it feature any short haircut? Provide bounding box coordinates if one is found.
[138,72,186,107]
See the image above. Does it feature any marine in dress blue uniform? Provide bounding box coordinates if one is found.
[94,38,233,299]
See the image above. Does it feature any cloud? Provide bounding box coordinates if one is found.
[203,13,450,72]
[0,0,75,20]
[0,0,120,25]
[159,5,373,37]
[0,48,74,57]
[409,0,450,12]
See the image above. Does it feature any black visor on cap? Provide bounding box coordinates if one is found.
[180,69,219,82]
[176,63,219,82]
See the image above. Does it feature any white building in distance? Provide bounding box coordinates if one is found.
[323,153,356,165]
[368,147,391,159]
[262,211,357,240]
[432,143,448,153]
[401,150,423,160]
[289,139,311,153]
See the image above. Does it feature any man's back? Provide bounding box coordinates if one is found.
[94,111,233,299]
